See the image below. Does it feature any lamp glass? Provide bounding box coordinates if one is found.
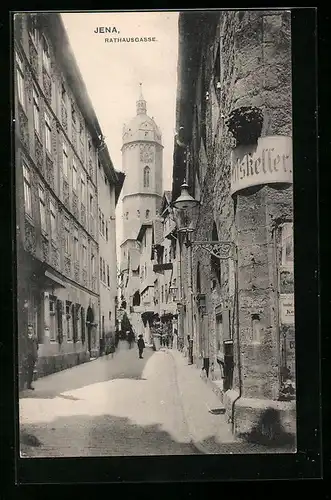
[171,182,200,233]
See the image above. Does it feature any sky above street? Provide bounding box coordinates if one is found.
[61,12,179,254]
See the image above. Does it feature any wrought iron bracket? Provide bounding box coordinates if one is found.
[189,240,237,260]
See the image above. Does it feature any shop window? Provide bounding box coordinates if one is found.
[49,295,57,341]
[66,300,72,340]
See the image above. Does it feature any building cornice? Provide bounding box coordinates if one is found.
[121,139,164,151]
[122,192,163,201]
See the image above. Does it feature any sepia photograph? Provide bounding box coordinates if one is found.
[14,9,296,458]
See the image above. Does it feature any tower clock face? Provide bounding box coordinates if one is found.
[140,144,154,163]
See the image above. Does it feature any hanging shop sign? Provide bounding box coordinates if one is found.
[279,293,295,325]
[230,135,292,195]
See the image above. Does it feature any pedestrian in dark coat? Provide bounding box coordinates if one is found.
[137,334,145,359]
[24,324,38,390]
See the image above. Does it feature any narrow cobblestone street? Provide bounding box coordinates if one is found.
[20,342,295,457]
[19,343,200,456]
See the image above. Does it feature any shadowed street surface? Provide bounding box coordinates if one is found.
[20,344,200,456]
[20,343,295,457]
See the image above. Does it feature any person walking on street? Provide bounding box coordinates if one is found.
[137,334,145,359]
[172,329,178,350]
[24,324,38,390]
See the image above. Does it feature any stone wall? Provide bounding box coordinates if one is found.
[179,10,293,413]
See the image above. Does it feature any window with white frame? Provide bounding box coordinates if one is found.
[42,36,51,73]
[82,238,87,269]
[66,300,72,340]
[61,83,66,103]
[80,174,86,204]
[72,159,77,191]
[49,295,57,341]
[44,112,52,153]
[90,194,94,217]
[62,142,68,178]
[64,221,70,254]
[33,87,40,135]
[50,199,57,241]
[99,208,102,232]
[91,253,95,276]
[73,228,79,262]
[103,259,106,283]
[100,256,103,281]
[38,185,46,232]
[15,52,25,109]
[22,162,32,217]
[71,103,77,127]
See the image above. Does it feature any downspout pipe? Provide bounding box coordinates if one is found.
[231,246,243,433]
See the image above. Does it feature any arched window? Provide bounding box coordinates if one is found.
[143,166,150,188]
[146,209,150,219]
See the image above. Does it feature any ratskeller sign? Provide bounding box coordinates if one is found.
[230,136,292,195]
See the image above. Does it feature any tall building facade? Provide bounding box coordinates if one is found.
[119,87,163,339]
[14,13,124,383]
[172,11,295,439]
[97,150,125,353]
[152,192,178,336]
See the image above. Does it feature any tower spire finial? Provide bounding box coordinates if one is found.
[139,82,144,100]
[136,82,147,115]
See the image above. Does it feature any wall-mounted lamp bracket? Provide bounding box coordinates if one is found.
[188,240,237,261]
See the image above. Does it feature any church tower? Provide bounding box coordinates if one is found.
[120,84,163,269]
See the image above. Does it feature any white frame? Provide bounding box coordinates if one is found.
[15,52,25,109]
[22,162,32,217]
[44,111,52,153]
[38,185,46,232]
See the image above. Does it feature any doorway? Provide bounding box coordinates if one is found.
[223,340,234,391]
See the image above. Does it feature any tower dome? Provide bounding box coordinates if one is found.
[122,83,162,147]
